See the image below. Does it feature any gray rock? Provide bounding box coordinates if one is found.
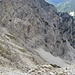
[0,0,75,73]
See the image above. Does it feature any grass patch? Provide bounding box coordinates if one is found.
[0,44,11,57]
[0,44,6,52]
[59,73,65,75]
[0,44,6,58]
[6,33,16,40]
[19,48,26,53]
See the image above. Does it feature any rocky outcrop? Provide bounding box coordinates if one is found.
[0,64,75,75]
[28,65,75,75]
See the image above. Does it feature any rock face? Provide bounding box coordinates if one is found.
[28,65,75,75]
[0,0,75,74]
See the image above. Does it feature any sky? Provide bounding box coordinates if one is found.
[45,0,66,4]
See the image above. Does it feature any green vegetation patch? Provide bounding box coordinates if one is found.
[6,33,16,40]
[19,48,26,53]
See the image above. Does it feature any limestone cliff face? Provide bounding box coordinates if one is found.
[0,0,75,72]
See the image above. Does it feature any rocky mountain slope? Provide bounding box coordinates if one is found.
[57,0,75,18]
[0,0,75,74]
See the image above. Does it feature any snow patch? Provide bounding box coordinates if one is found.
[69,12,75,16]
[36,48,68,67]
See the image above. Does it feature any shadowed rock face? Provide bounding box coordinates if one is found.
[0,0,75,72]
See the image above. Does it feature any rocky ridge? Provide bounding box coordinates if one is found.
[0,65,75,75]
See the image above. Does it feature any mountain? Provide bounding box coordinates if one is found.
[45,0,65,5]
[0,0,75,74]
[57,0,75,17]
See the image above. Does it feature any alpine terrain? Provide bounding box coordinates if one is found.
[57,0,75,18]
[0,0,75,75]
